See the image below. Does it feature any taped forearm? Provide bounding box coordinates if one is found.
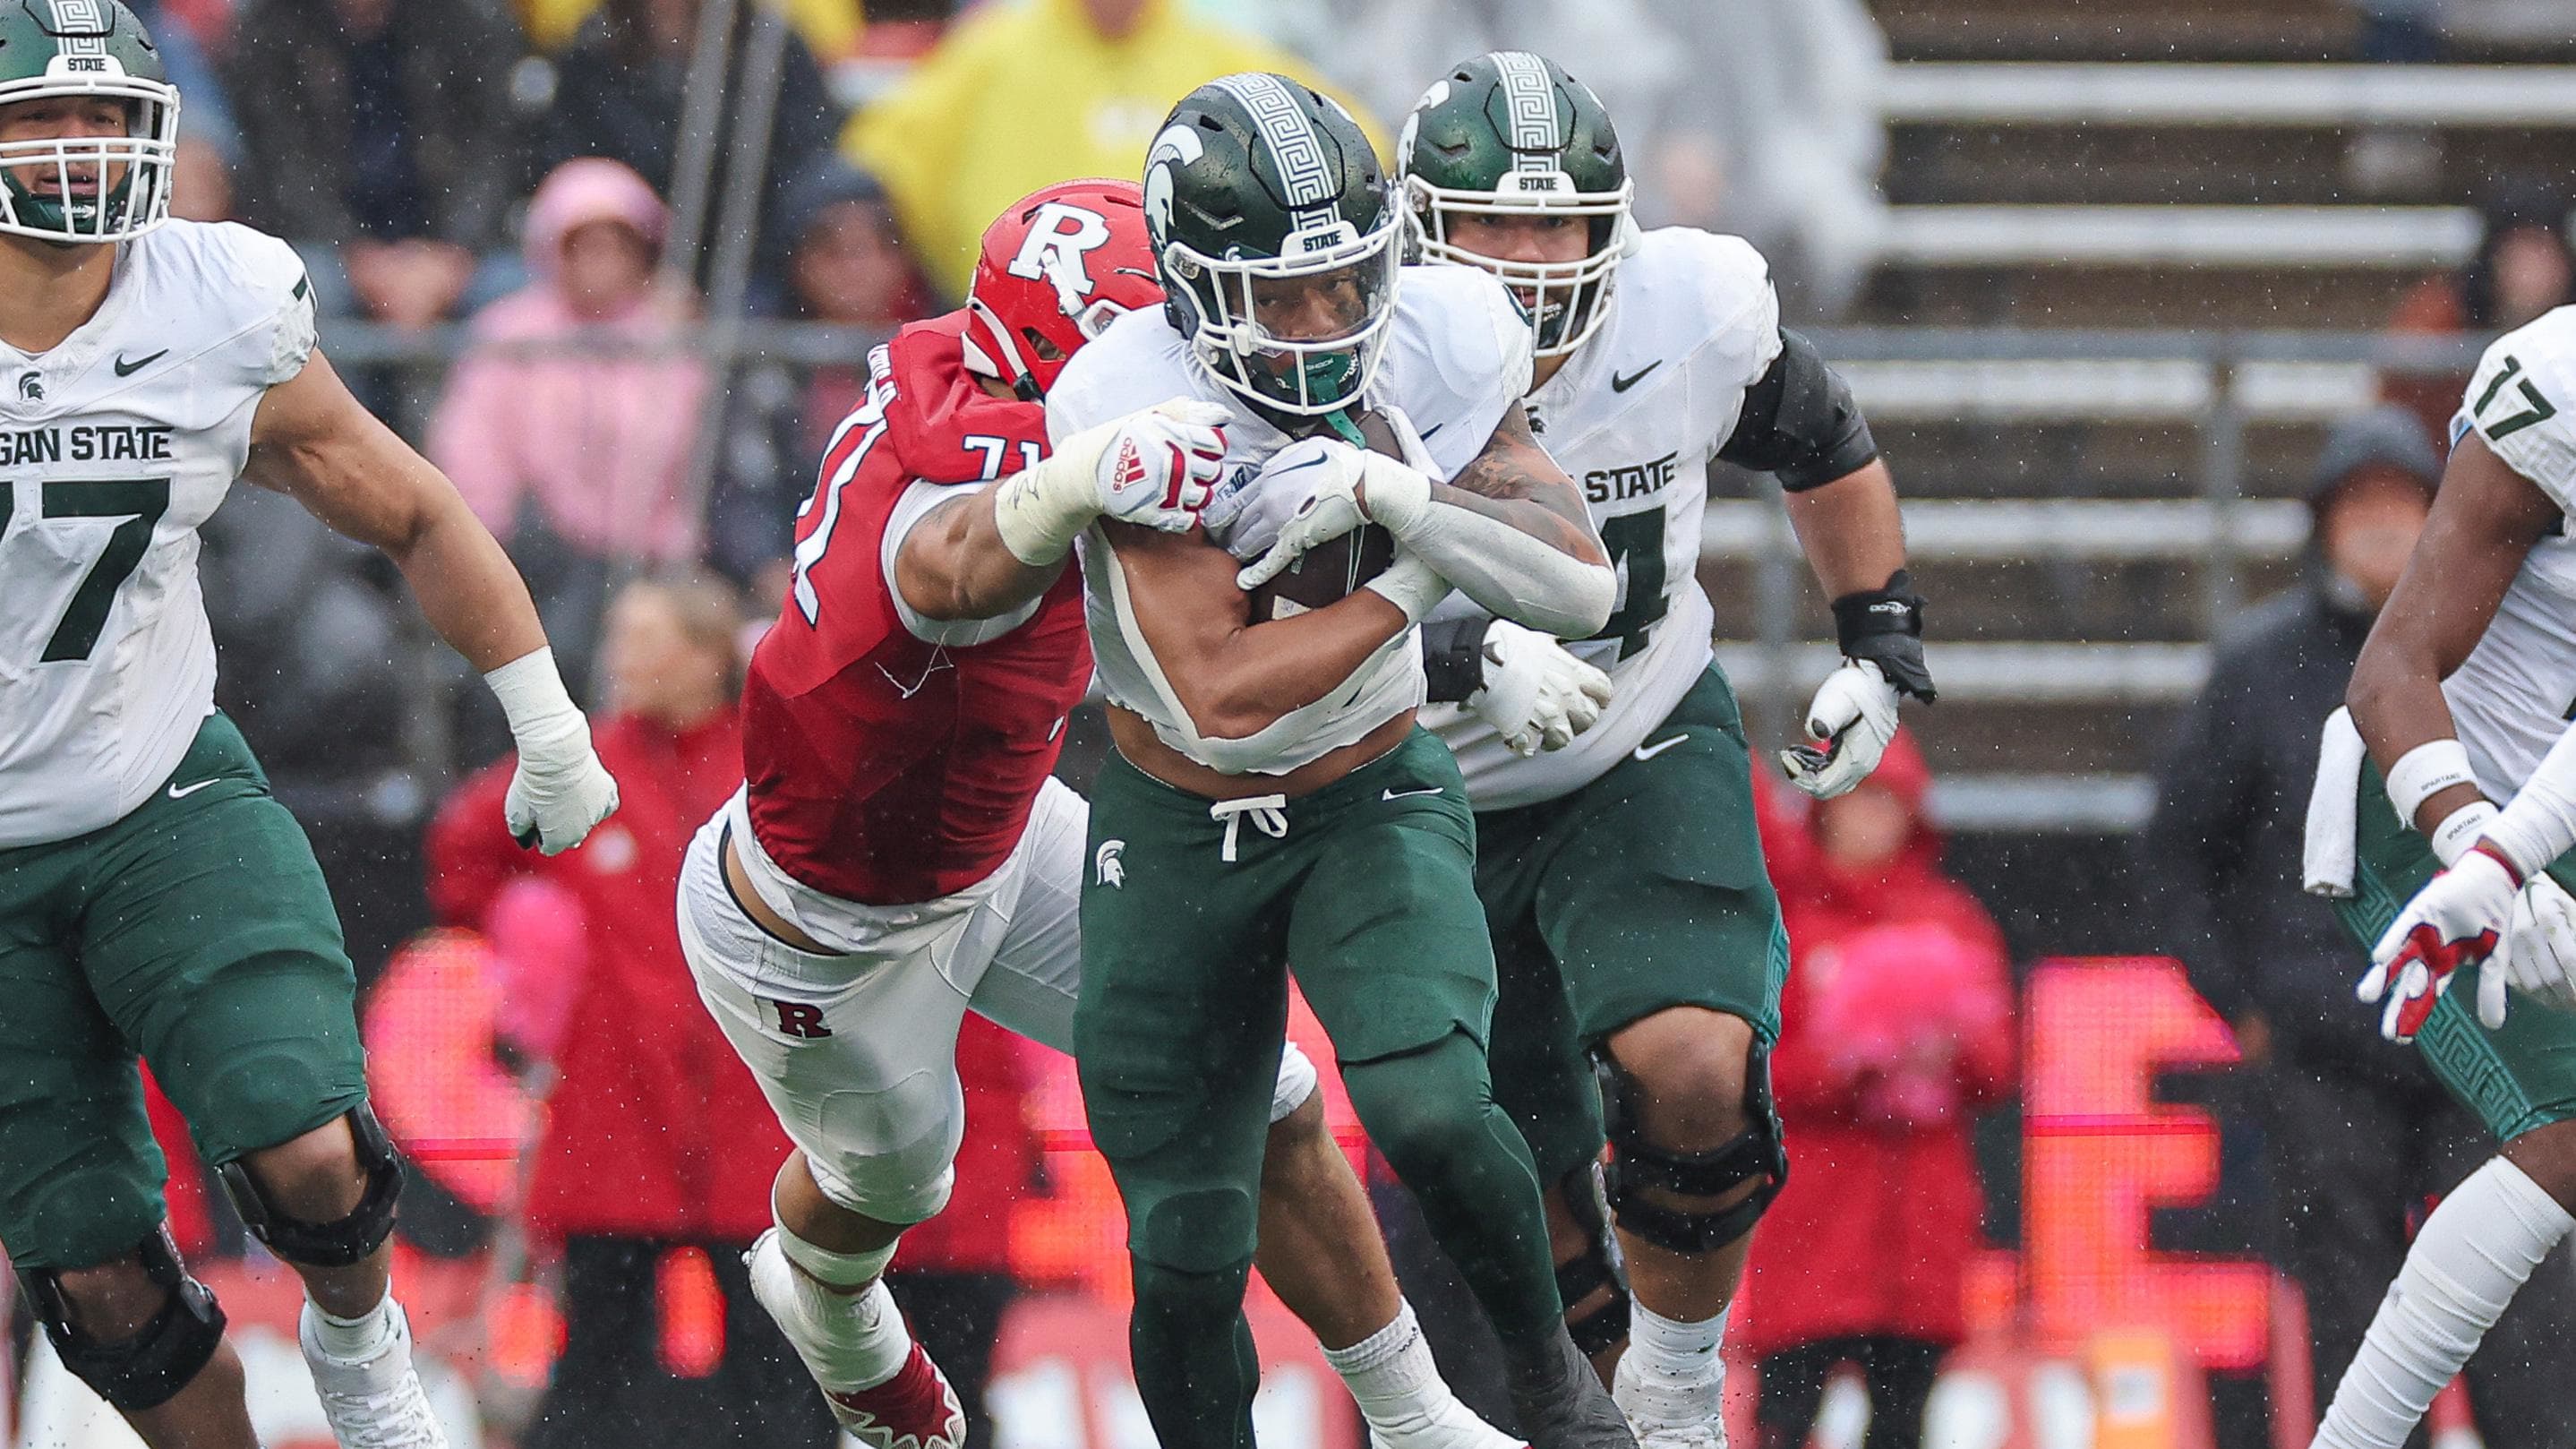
[2482,725,2576,879]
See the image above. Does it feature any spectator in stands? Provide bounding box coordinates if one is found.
[128,0,239,219]
[2140,406,2576,1449]
[535,0,845,283]
[426,570,837,1449]
[430,158,713,693]
[845,0,1369,296]
[516,0,864,59]
[707,159,931,588]
[1741,735,2016,1449]
[2382,182,2576,446]
[221,0,533,325]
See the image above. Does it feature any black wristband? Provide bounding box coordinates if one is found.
[1830,570,1937,702]
[1419,614,1492,704]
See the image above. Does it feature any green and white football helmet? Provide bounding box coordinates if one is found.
[1399,51,1635,359]
[1143,73,1400,420]
[0,0,177,244]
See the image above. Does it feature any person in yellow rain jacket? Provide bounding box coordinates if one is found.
[844,0,1380,297]
[518,0,860,58]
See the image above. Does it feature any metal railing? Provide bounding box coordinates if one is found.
[308,322,2495,831]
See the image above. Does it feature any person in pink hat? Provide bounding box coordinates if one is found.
[429,157,713,689]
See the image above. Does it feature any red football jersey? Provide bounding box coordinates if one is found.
[740,313,1090,906]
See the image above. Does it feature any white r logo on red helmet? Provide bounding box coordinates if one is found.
[1008,202,1113,299]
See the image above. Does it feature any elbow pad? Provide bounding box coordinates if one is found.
[1718,329,1879,493]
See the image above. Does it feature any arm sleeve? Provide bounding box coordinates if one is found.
[1715,328,1879,492]
[2136,654,2261,1022]
[423,759,526,928]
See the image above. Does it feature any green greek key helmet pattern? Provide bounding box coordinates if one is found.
[1143,72,1401,420]
[1398,51,1635,358]
[0,0,178,244]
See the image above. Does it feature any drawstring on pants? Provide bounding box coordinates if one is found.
[1210,794,1289,862]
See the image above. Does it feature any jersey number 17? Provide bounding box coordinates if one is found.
[7,478,170,663]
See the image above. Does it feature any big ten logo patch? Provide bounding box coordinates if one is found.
[767,999,834,1039]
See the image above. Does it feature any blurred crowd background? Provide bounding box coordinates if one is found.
[46,0,2576,1446]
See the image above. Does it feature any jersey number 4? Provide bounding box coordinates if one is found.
[1593,506,1668,660]
[5,478,170,662]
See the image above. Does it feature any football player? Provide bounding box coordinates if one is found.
[2296,306,2576,1449]
[0,4,618,1448]
[679,179,1530,1449]
[1047,73,1643,1449]
[1371,52,1934,1445]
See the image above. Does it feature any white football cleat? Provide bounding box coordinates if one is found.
[298,1299,449,1449]
[1614,1351,1727,1449]
[1365,1397,1533,1449]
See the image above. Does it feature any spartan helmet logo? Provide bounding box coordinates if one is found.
[1093,840,1126,888]
[16,373,41,402]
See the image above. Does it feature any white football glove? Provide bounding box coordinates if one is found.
[992,399,1229,563]
[1205,435,1336,561]
[1779,658,1902,801]
[2501,874,2576,1016]
[1092,400,1230,530]
[484,647,621,855]
[2363,846,2518,1041]
[1469,620,1614,757]
[1235,442,1433,592]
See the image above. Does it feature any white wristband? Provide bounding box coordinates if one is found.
[2388,738,2478,827]
[2430,799,2502,868]
[483,646,587,758]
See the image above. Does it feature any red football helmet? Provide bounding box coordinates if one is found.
[963,178,1163,399]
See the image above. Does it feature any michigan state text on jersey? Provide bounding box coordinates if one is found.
[0,4,614,1446]
[1047,71,1641,1449]
[1385,50,1933,1445]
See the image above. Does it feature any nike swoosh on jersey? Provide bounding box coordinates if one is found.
[1382,785,1445,801]
[166,778,219,799]
[114,349,170,377]
[1610,360,1664,393]
[1632,733,1689,761]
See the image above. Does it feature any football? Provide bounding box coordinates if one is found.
[1245,409,1405,622]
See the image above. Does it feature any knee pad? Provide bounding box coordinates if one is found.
[1136,1187,1261,1276]
[218,1104,405,1268]
[1596,1040,1788,1256]
[21,1226,227,1411]
[1553,1160,1632,1357]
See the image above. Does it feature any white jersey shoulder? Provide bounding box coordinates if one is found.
[1046,269,1530,776]
[2439,306,2576,797]
[0,220,318,847]
[2455,306,2576,510]
[1429,227,1784,811]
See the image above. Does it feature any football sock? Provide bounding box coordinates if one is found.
[305,1290,400,1364]
[1129,1256,1260,1449]
[761,1227,912,1393]
[1621,1302,1729,1427]
[2312,1158,2573,1449]
[1343,1033,1563,1350]
[1323,1299,1519,1447]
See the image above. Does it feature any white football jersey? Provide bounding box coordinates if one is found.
[0,220,315,847]
[1048,263,1532,776]
[1424,227,1782,810]
[2445,306,2576,801]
